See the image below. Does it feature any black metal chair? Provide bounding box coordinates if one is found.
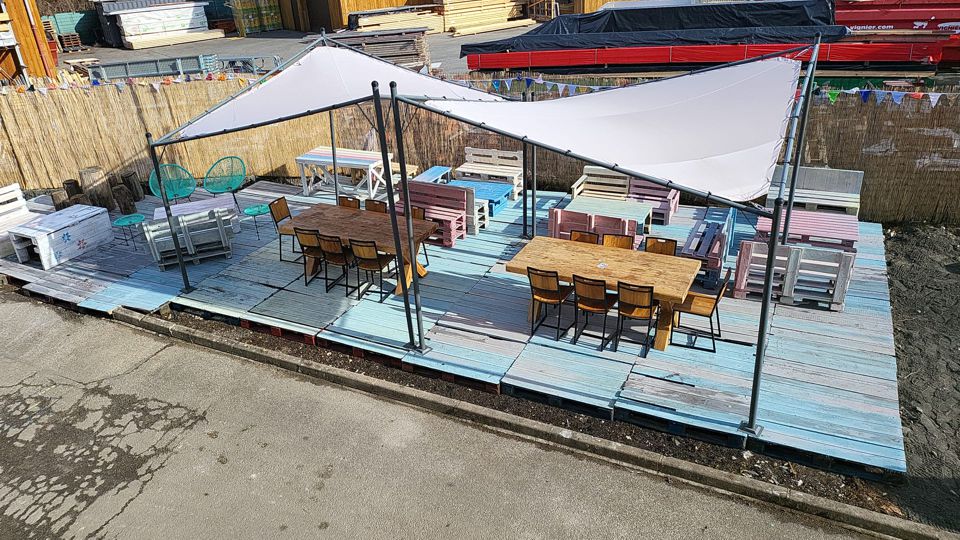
[293,227,325,287]
[571,274,618,351]
[268,197,299,261]
[671,269,732,353]
[317,233,357,296]
[612,282,658,356]
[526,267,574,341]
[350,239,396,302]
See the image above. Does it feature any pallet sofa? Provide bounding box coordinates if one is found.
[409,173,488,235]
[548,208,641,246]
[144,208,238,270]
[571,166,680,225]
[397,182,469,246]
[733,239,855,311]
[681,220,729,289]
[0,183,41,258]
[454,147,523,200]
[766,165,863,216]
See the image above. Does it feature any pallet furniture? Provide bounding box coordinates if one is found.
[0,183,42,258]
[547,208,592,240]
[447,179,513,216]
[454,147,523,200]
[681,220,729,288]
[283,203,437,294]
[7,205,112,270]
[733,240,855,311]
[411,165,452,184]
[571,166,631,200]
[756,208,859,252]
[296,146,391,199]
[767,165,863,216]
[153,196,239,221]
[144,208,238,270]
[397,182,469,244]
[628,178,680,225]
[507,236,700,350]
[563,194,652,235]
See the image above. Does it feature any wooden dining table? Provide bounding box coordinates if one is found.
[505,236,701,351]
[281,204,437,294]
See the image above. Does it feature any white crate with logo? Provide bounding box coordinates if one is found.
[8,205,112,270]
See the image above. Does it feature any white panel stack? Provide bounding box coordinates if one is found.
[114,2,225,49]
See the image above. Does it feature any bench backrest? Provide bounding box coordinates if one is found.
[0,183,29,222]
[771,165,864,195]
[405,181,470,213]
[464,147,522,169]
[629,178,677,201]
[573,166,630,199]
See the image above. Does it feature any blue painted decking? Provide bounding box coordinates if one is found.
[0,181,905,473]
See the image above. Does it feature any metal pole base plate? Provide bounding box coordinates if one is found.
[738,421,763,436]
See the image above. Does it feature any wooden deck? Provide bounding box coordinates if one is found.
[0,181,906,474]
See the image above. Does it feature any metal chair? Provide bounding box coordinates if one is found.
[365,199,387,213]
[317,233,357,296]
[570,230,599,244]
[527,267,574,341]
[268,197,299,261]
[571,275,618,351]
[203,156,246,208]
[338,196,360,209]
[602,233,634,250]
[350,239,396,302]
[671,269,732,353]
[148,164,196,202]
[645,236,677,256]
[293,227,324,286]
[411,205,430,266]
[613,282,658,355]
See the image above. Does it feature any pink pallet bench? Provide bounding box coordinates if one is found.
[548,208,592,240]
[398,182,468,248]
[592,215,643,248]
[628,179,680,225]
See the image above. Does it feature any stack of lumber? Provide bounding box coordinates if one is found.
[330,28,430,68]
[115,2,225,49]
[440,0,535,35]
[349,5,445,33]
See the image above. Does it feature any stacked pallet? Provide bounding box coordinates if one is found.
[114,2,225,49]
[440,0,535,35]
[330,28,430,68]
[349,5,445,34]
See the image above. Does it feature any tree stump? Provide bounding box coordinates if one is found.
[63,179,82,197]
[79,166,116,211]
[109,174,122,188]
[51,189,71,210]
[112,185,137,215]
[121,170,144,201]
[68,194,92,206]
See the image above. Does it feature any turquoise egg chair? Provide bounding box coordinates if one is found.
[203,156,246,208]
[148,164,197,203]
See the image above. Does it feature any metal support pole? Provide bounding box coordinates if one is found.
[782,35,821,244]
[531,138,538,238]
[329,111,340,200]
[740,36,821,435]
[390,82,427,352]
[521,91,529,238]
[371,82,417,350]
[146,133,192,292]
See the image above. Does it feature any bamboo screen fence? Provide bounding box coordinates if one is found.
[1,79,958,224]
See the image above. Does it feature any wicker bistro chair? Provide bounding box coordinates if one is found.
[645,236,678,256]
[203,156,246,208]
[602,233,634,250]
[148,164,197,202]
[410,205,430,266]
[293,228,325,286]
[365,199,387,213]
[570,230,600,244]
[269,197,299,261]
[671,269,732,353]
[338,196,361,209]
[317,234,357,295]
[350,239,397,302]
[527,268,575,341]
[612,282,659,355]
[571,275,619,351]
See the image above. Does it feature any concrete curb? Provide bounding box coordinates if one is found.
[113,308,956,540]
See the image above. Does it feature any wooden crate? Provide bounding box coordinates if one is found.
[8,205,112,270]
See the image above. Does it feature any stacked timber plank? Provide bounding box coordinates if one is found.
[349,5,445,34]
[108,1,225,49]
[440,0,535,35]
[329,28,430,68]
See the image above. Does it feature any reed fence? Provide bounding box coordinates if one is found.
[0,78,958,224]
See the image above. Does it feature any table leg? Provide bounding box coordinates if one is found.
[299,164,309,195]
[304,256,320,278]
[393,253,430,295]
[653,303,676,351]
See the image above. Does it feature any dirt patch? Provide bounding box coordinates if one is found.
[884,224,960,530]
[165,311,901,524]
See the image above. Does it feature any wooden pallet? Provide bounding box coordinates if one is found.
[59,32,87,52]
[441,0,528,33]
[349,5,445,34]
[328,28,430,69]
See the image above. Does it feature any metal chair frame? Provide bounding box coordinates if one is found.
[349,239,397,302]
[670,269,732,353]
[317,233,358,296]
[269,197,301,261]
[612,282,659,356]
[571,274,617,351]
[293,227,325,286]
[527,267,574,341]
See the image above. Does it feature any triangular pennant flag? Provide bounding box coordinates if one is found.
[524,77,533,89]
[91,79,101,86]
[556,83,566,96]
[891,91,905,104]
[874,90,889,104]
[929,92,943,108]
[860,89,872,103]
[842,87,860,94]
[908,92,924,99]
[185,73,193,82]
[590,85,600,92]
[534,76,544,84]
[0,86,7,96]
[827,90,840,103]
[491,79,501,91]
[151,82,161,91]
[115,81,125,92]
[37,87,48,96]
[504,78,512,91]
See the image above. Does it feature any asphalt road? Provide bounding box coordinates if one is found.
[0,287,866,539]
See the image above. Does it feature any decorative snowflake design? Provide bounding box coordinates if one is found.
[61,231,72,243]
[77,239,88,250]
[54,251,62,261]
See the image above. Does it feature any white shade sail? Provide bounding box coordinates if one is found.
[169,44,501,142]
[423,58,800,202]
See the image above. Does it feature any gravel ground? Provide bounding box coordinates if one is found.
[884,224,960,530]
